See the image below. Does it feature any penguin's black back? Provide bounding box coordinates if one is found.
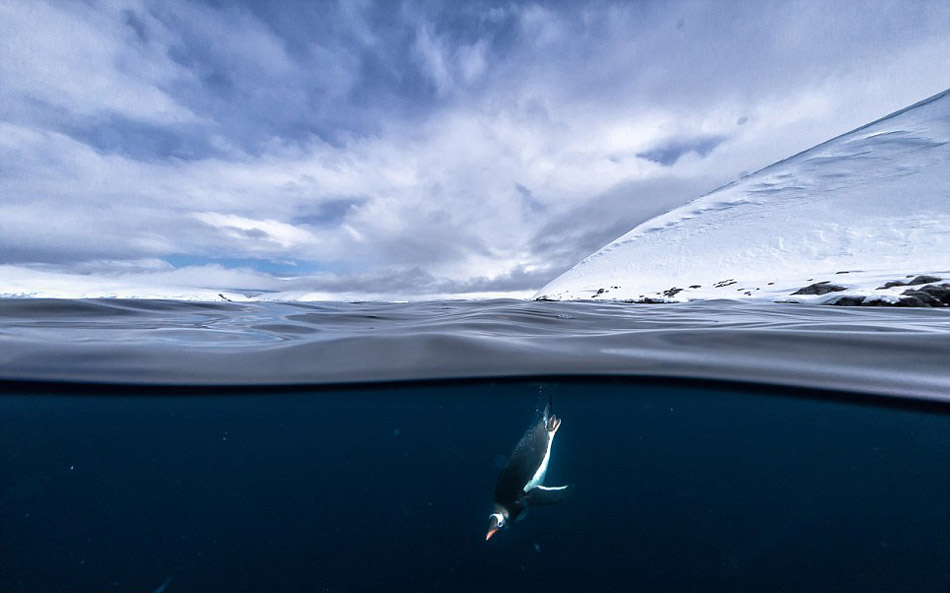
[494,417,549,509]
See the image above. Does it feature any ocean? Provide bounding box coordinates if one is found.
[1,299,949,592]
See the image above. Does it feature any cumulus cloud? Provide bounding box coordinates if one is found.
[1,0,949,299]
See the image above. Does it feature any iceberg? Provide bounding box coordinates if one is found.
[536,89,950,305]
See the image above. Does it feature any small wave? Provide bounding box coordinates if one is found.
[1,299,949,402]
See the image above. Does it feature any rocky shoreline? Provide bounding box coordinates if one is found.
[537,275,950,307]
[829,282,950,307]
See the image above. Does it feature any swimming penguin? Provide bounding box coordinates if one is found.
[486,394,572,541]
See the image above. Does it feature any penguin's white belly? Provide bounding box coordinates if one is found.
[524,431,554,493]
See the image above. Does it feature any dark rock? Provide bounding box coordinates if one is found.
[895,296,932,307]
[857,296,933,307]
[792,281,848,296]
[861,299,899,307]
[908,293,941,307]
[767,282,775,286]
[878,280,908,289]
[925,282,950,295]
[592,288,606,298]
[902,283,950,306]
[623,297,669,304]
[827,284,950,307]
[879,275,944,290]
[714,279,736,288]
[829,296,866,306]
[662,287,683,297]
[907,275,943,286]
[689,285,701,289]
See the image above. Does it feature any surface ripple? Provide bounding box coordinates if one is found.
[1,298,949,402]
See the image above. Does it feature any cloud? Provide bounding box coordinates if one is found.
[192,212,322,250]
[1,0,950,299]
[0,1,197,125]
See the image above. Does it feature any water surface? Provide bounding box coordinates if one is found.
[2,299,949,400]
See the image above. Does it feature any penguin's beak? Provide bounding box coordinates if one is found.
[485,528,498,541]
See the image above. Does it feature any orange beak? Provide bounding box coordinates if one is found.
[485,528,498,541]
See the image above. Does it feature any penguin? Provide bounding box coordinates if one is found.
[486,393,572,541]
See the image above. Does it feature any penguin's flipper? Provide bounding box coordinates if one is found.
[524,484,572,506]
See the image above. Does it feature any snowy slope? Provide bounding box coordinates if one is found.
[536,89,950,304]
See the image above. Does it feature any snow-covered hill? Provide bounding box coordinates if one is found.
[536,90,950,305]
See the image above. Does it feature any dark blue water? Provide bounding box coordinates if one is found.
[2,299,950,592]
[2,380,949,592]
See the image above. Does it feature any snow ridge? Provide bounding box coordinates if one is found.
[536,89,950,304]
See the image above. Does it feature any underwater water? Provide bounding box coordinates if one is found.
[1,299,949,592]
[1,380,949,593]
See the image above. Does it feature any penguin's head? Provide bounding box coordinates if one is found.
[485,511,506,541]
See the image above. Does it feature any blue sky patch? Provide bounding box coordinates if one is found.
[637,135,728,166]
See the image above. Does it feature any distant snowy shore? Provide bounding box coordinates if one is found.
[536,89,950,307]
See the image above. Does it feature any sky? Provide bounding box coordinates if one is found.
[1,0,949,300]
